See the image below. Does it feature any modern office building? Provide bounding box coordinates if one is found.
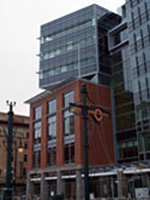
[108,5,138,163]
[108,0,150,163]
[0,112,29,199]
[125,0,150,160]
[26,1,150,199]
[39,4,121,89]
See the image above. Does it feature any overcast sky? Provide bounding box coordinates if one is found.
[0,0,125,116]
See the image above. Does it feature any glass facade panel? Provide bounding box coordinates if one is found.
[118,140,138,160]
[39,5,120,88]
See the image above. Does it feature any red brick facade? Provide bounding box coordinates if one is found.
[28,80,114,171]
[0,112,29,197]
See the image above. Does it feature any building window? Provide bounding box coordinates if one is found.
[47,147,56,166]
[34,122,41,144]
[63,91,74,136]
[24,154,27,162]
[34,105,41,120]
[118,140,138,159]
[64,143,75,164]
[64,111,74,136]
[145,2,149,21]
[113,32,120,46]
[48,99,56,115]
[48,99,57,140]
[48,116,56,140]
[26,132,29,138]
[130,0,133,8]
[33,151,40,168]
[24,142,28,149]
[64,91,74,108]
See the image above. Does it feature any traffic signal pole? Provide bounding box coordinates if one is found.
[81,84,89,200]
[3,102,15,200]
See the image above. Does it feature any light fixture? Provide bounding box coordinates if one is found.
[18,140,24,153]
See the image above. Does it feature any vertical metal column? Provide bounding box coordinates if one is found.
[12,147,18,194]
[3,102,15,200]
[81,84,89,200]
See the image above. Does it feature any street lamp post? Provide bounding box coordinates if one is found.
[3,101,16,200]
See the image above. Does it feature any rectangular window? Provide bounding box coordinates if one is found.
[118,140,138,159]
[61,65,67,73]
[140,29,144,48]
[34,106,41,120]
[64,143,75,164]
[33,151,41,168]
[145,2,149,20]
[64,91,74,108]
[67,42,73,51]
[138,7,142,25]
[147,25,150,42]
[134,34,137,52]
[48,99,56,115]
[34,122,41,144]
[48,116,56,140]
[131,12,135,29]
[64,111,74,136]
[130,0,133,8]
[24,154,27,162]
[47,147,56,166]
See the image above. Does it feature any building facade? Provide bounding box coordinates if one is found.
[0,112,29,198]
[26,2,150,199]
[125,0,150,161]
[108,6,138,163]
[108,0,150,163]
[39,4,120,89]
[26,79,115,199]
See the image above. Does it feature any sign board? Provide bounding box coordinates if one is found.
[135,188,149,199]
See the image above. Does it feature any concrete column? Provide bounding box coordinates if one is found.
[41,173,49,200]
[117,170,126,200]
[26,173,34,200]
[141,174,147,187]
[76,170,84,200]
[57,170,64,195]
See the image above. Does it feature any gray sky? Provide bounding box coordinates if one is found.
[0,0,125,116]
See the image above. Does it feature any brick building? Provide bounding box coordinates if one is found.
[0,112,29,198]
[26,79,115,199]
[26,1,150,198]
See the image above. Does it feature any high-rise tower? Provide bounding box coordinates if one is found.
[38,4,120,89]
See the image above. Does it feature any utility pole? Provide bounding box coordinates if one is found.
[70,83,107,200]
[3,101,16,200]
[81,84,89,200]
